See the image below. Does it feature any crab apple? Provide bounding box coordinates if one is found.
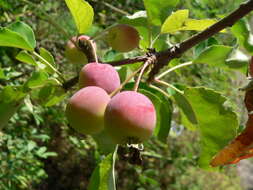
[65,35,94,64]
[104,91,156,144]
[65,86,110,135]
[106,24,140,52]
[79,62,120,94]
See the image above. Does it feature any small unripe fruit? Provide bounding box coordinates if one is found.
[104,91,156,144]
[79,62,120,94]
[65,86,110,135]
[106,24,140,52]
[65,35,92,64]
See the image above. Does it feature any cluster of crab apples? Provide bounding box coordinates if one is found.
[65,24,156,145]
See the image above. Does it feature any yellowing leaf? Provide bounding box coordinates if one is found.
[161,9,189,34]
[65,0,94,34]
[184,19,216,31]
[184,19,226,32]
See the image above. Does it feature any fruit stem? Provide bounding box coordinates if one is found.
[32,51,65,82]
[156,61,193,80]
[154,79,183,94]
[133,61,150,91]
[109,65,144,97]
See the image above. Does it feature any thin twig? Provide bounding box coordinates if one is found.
[148,0,253,81]
[61,0,253,90]
[156,61,193,80]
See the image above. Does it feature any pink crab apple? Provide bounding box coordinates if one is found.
[104,91,156,144]
[65,35,95,64]
[65,86,110,135]
[106,24,140,52]
[79,62,120,94]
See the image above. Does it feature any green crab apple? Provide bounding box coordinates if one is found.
[104,91,156,144]
[65,35,94,64]
[79,62,120,94]
[65,86,110,135]
[106,24,140,52]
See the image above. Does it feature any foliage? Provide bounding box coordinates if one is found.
[0,0,252,189]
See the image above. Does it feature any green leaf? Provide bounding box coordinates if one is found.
[25,71,49,89]
[16,50,37,66]
[0,101,21,129]
[87,153,115,190]
[143,0,179,26]
[225,49,248,72]
[40,48,56,73]
[0,28,33,50]
[154,92,173,142]
[194,37,219,57]
[37,85,66,106]
[172,92,198,125]
[161,12,223,34]
[0,67,6,79]
[40,48,55,66]
[93,131,116,154]
[0,86,26,129]
[7,21,36,49]
[184,87,238,169]
[193,45,233,68]
[161,9,189,34]
[65,0,94,34]
[231,19,253,54]
[183,19,219,31]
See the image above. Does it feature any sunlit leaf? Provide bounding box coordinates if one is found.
[87,153,115,190]
[7,21,36,49]
[65,0,94,33]
[161,9,189,34]
[0,28,33,50]
[143,0,179,26]
[16,50,37,66]
[184,87,238,169]
[40,48,56,74]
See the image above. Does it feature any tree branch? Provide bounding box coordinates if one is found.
[148,0,253,81]
[62,0,253,90]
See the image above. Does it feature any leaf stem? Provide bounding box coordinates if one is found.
[112,145,118,190]
[156,61,193,80]
[32,51,65,82]
[154,79,183,94]
[149,84,171,99]
[150,33,161,49]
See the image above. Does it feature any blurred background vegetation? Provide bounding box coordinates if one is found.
[0,0,251,189]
